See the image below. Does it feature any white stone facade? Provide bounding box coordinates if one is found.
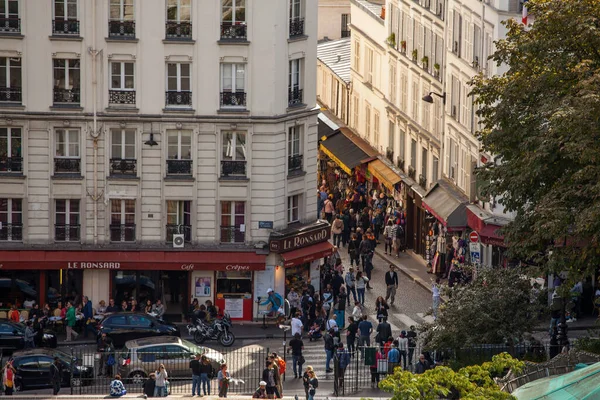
[318,0,352,41]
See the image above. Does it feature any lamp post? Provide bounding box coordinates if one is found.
[279,324,291,382]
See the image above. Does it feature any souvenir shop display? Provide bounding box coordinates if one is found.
[285,264,310,296]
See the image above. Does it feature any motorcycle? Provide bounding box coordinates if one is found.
[187,313,235,347]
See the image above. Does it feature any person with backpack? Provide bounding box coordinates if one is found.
[347,234,360,268]
[358,238,372,272]
[345,267,357,303]
[355,272,368,305]
[335,343,351,394]
[324,328,336,373]
[394,222,405,256]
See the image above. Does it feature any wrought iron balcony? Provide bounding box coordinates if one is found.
[0,156,23,172]
[220,92,246,107]
[221,160,247,177]
[220,22,247,40]
[165,91,192,107]
[386,148,394,162]
[53,88,80,104]
[52,19,80,35]
[289,17,305,37]
[166,159,192,175]
[220,225,245,244]
[396,158,405,171]
[110,224,136,242]
[288,154,303,174]
[165,21,192,39]
[166,224,191,242]
[109,158,137,176]
[109,90,136,105]
[408,165,416,180]
[288,88,303,107]
[55,224,80,241]
[341,30,350,38]
[54,158,81,174]
[0,17,20,33]
[419,174,427,188]
[0,223,22,241]
[108,20,135,38]
[0,87,22,102]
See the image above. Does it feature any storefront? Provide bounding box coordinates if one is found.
[466,204,509,268]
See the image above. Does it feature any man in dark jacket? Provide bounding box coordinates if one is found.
[415,354,431,374]
[385,265,399,305]
[376,317,393,347]
[324,329,336,373]
[49,357,62,395]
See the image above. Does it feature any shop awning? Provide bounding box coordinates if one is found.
[318,112,339,139]
[422,179,469,231]
[319,130,370,174]
[280,241,334,268]
[466,205,507,247]
[367,159,401,191]
[513,362,600,400]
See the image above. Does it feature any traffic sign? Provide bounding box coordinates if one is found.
[469,231,480,243]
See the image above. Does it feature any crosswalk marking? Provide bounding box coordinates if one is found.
[394,313,419,329]
[417,312,435,324]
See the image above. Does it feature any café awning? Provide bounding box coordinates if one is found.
[319,130,370,174]
[466,204,508,247]
[422,179,469,231]
[280,241,334,268]
[367,159,402,191]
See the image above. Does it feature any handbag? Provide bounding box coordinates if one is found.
[299,356,306,365]
[106,354,115,367]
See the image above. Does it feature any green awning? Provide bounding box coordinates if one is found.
[512,362,600,399]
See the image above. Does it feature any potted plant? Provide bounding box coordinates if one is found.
[400,40,406,52]
[421,56,429,69]
[433,63,440,77]
[387,33,396,47]
[412,49,418,61]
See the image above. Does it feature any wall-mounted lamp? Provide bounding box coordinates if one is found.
[144,132,158,147]
[422,91,446,105]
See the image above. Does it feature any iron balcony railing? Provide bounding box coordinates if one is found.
[109,90,136,105]
[220,22,247,40]
[288,87,303,107]
[53,88,80,104]
[54,158,81,174]
[221,160,246,177]
[0,86,22,102]
[220,92,246,107]
[0,156,23,172]
[108,20,135,38]
[419,174,427,188]
[341,29,350,38]
[52,19,80,35]
[0,17,20,33]
[165,21,192,39]
[288,154,303,173]
[0,223,22,241]
[166,159,192,175]
[109,224,136,242]
[220,225,245,243]
[289,17,305,37]
[166,224,191,243]
[408,165,416,179]
[109,158,137,176]
[165,91,192,107]
[55,224,80,241]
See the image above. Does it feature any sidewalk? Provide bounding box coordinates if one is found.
[6,396,383,399]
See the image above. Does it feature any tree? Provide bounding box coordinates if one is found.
[420,268,542,350]
[470,0,600,280]
[379,353,524,400]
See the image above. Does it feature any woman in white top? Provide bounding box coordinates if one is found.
[154,364,168,397]
[355,271,369,305]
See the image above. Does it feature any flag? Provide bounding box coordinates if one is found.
[522,0,528,25]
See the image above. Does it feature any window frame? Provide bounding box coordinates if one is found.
[0,127,21,159]
[110,199,135,226]
[167,130,192,160]
[221,131,247,162]
[222,0,246,24]
[54,129,80,158]
[166,200,191,226]
[0,0,19,19]
[220,63,245,94]
[220,201,245,243]
[53,59,80,90]
[287,195,300,224]
[166,0,191,23]
[110,61,135,91]
[166,62,191,93]
[53,0,78,20]
[290,0,301,20]
[0,198,23,241]
[289,58,302,92]
[111,128,135,160]
[55,199,80,241]
[109,0,134,22]
[0,57,21,89]
[288,126,301,158]
[410,138,417,169]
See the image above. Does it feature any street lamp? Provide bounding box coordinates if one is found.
[422,91,446,105]
[279,324,291,382]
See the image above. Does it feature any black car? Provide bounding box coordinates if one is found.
[10,348,93,391]
[97,313,180,348]
[0,320,57,353]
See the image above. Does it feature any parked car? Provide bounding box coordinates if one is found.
[9,348,93,391]
[97,313,180,348]
[118,336,224,384]
[0,319,57,353]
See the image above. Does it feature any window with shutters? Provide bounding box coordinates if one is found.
[389,63,397,103]
[410,138,417,169]
[451,76,460,121]
[364,102,371,141]
[432,155,439,184]
[422,85,430,131]
[388,120,395,153]
[421,147,428,182]
[448,137,458,180]
[473,24,482,70]
[353,38,361,72]
[461,81,468,127]
[400,70,408,112]
[365,47,374,84]
[467,93,474,133]
[373,110,380,147]
[451,10,461,56]
[399,128,406,163]
[465,22,473,63]
[352,94,359,129]
[412,81,419,120]
[459,148,467,190]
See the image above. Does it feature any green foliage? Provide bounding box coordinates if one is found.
[470,0,600,280]
[380,353,523,400]
[387,33,396,47]
[574,334,600,354]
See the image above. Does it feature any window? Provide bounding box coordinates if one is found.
[422,86,430,130]
[373,110,380,147]
[289,0,304,37]
[451,10,462,56]
[288,59,303,106]
[0,198,22,241]
[166,0,191,39]
[54,129,80,173]
[109,0,134,38]
[410,138,417,169]
[166,63,191,106]
[52,0,79,35]
[388,121,395,158]
[220,63,246,107]
[110,199,135,242]
[432,155,439,184]
[221,131,247,177]
[400,70,408,112]
[389,63,396,104]
[421,147,428,182]
[451,76,461,121]
[287,195,300,224]
[109,61,135,105]
[110,129,136,175]
[353,39,361,72]
[221,0,246,39]
[288,126,302,173]
[0,57,21,102]
[167,130,192,175]
[448,138,458,180]
[166,200,191,242]
[364,103,371,141]
[473,24,482,69]
[55,199,80,241]
[53,59,80,104]
[399,128,406,163]
[412,81,419,120]
[352,94,359,129]
[0,0,20,33]
[0,127,22,172]
[220,201,245,243]
[365,47,374,84]
[341,13,350,38]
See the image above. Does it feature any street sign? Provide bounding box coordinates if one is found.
[258,221,273,229]
[470,242,481,265]
[469,231,479,243]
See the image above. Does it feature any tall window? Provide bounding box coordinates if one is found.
[221,131,247,177]
[166,200,191,242]
[364,103,371,141]
[288,59,303,106]
[0,198,22,241]
[54,129,80,173]
[110,129,136,175]
[110,199,135,242]
[451,76,461,121]
[220,63,246,107]
[167,130,192,175]
[373,110,380,147]
[352,94,359,129]
[0,57,21,103]
[432,155,439,183]
[0,127,22,172]
[410,138,417,169]
[166,0,191,39]
[166,63,191,106]
[287,195,300,224]
[55,199,80,241]
[353,39,361,72]
[52,0,79,35]
[399,128,406,163]
[220,201,245,243]
[421,147,428,181]
[221,0,246,39]
[288,126,302,173]
[388,121,395,153]
[289,0,304,37]
[0,0,20,33]
[109,0,134,37]
[365,47,374,84]
[53,59,80,104]
[109,61,135,105]
[341,13,350,38]
[389,63,396,104]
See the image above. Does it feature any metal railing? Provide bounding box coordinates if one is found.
[0,86,22,102]
[419,174,427,188]
[341,29,351,38]
[55,224,80,241]
[288,154,303,173]
[108,20,135,38]
[165,21,192,39]
[220,22,247,40]
[0,223,22,241]
[385,148,394,162]
[166,224,191,243]
[54,158,81,174]
[53,88,81,104]
[220,92,246,107]
[396,158,405,171]
[109,158,137,176]
[289,17,305,37]
[109,90,136,105]
[52,19,80,35]
[0,156,23,172]
[220,160,246,177]
[288,87,303,107]
[408,165,416,179]
[166,159,192,175]
[109,224,136,242]
[220,225,245,243]
[165,91,192,107]
[0,17,20,33]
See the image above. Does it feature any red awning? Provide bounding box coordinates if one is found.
[466,207,505,247]
[0,250,266,271]
[281,241,334,268]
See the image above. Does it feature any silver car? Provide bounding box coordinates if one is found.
[118,336,224,384]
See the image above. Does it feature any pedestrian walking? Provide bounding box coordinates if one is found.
[2,360,15,396]
[345,267,357,303]
[262,361,279,399]
[369,348,384,388]
[190,353,202,396]
[397,331,409,370]
[432,278,441,320]
[199,355,213,396]
[387,343,400,373]
[307,370,318,400]
[109,374,127,397]
[154,364,168,397]
[383,220,394,254]
[324,328,336,373]
[356,271,368,305]
[65,301,79,342]
[385,265,399,305]
[302,366,313,400]
[407,325,417,366]
[348,234,360,267]
[24,321,36,348]
[376,317,392,347]
[375,297,389,323]
[82,296,97,338]
[346,316,358,353]
[358,315,373,355]
[324,195,335,223]
[287,287,301,317]
[98,332,114,377]
[334,286,347,329]
[217,364,230,398]
[49,357,62,396]
[335,343,350,394]
[332,215,344,247]
[288,333,304,378]
[415,354,431,374]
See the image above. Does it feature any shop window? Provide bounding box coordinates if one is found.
[216,271,251,294]
[0,271,39,308]
[285,263,310,296]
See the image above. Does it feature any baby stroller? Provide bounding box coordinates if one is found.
[308,318,324,341]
